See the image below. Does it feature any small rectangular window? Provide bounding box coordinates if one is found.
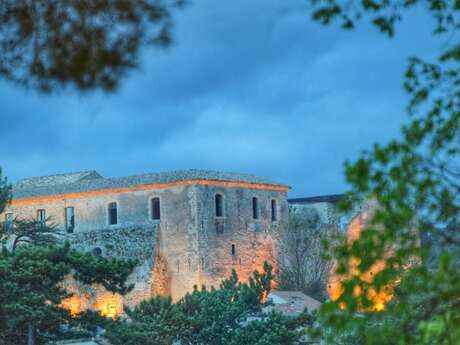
[5,213,13,229]
[37,209,46,225]
[231,244,236,256]
[65,207,75,233]
[151,198,161,220]
[215,194,223,217]
[108,202,118,225]
[271,199,277,222]
[252,197,259,220]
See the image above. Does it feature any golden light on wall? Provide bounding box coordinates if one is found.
[60,295,84,316]
[11,179,289,206]
[232,254,277,304]
[93,292,123,319]
[327,212,394,311]
[367,285,393,312]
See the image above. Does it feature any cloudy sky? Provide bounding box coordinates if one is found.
[0,1,441,197]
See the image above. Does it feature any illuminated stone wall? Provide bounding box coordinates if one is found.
[67,226,157,308]
[2,184,185,233]
[61,278,125,318]
[2,181,288,308]
[152,184,288,300]
[192,185,287,292]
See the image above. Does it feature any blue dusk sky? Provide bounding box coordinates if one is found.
[0,1,442,197]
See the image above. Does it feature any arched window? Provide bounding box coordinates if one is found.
[151,197,161,220]
[252,197,259,220]
[215,194,224,217]
[108,202,118,225]
[271,199,277,222]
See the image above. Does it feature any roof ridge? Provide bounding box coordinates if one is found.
[102,169,279,186]
[15,170,104,189]
[16,170,100,181]
[288,194,345,204]
[12,169,288,200]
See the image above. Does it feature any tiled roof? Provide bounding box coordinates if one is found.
[288,194,344,204]
[15,170,103,189]
[12,169,287,200]
[267,291,322,315]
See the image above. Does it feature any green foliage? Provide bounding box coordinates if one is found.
[106,297,181,345]
[0,217,63,252]
[0,167,62,252]
[0,243,136,345]
[69,249,136,294]
[307,1,460,344]
[308,0,460,37]
[175,264,273,345]
[0,0,185,92]
[251,261,275,300]
[225,312,301,345]
[106,263,303,345]
[0,167,11,214]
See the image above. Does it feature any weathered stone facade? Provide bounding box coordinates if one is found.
[67,226,157,308]
[2,170,288,314]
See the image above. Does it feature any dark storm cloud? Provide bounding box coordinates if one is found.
[0,86,60,152]
[0,0,443,196]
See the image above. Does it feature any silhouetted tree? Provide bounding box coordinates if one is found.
[279,208,336,301]
[0,0,185,92]
[0,217,62,253]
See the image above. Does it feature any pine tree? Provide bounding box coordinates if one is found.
[0,243,136,345]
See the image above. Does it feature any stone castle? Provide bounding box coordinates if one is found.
[1,169,299,317]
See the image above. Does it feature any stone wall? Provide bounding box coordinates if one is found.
[67,226,157,309]
[149,184,288,299]
[2,186,177,233]
[2,182,289,306]
[194,185,288,290]
[289,201,339,225]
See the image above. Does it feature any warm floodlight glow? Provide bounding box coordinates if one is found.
[60,295,84,316]
[12,179,289,206]
[93,293,123,318]
[328,213,394,311]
